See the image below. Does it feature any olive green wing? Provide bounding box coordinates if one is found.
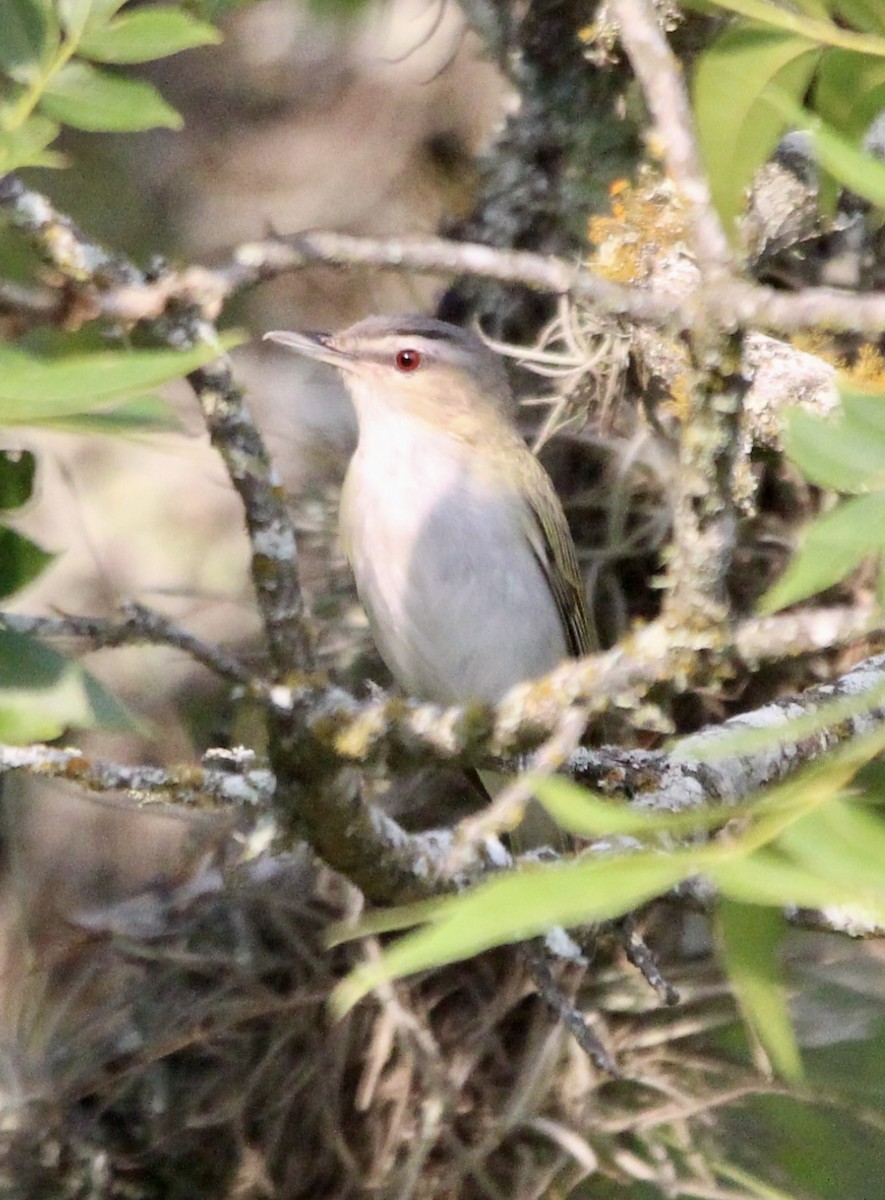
[519,455,595,657]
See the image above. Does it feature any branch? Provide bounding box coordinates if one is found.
[0,604,258,689]
[0,741,274,808]
[0,175,313,679]
[609,0,733,280]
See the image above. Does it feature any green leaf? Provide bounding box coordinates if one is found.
[533,774,733,838]
[0,627,134,742]
[779,799,885,894]
[785,392,885,492]
[833,0,885,36]
[0,0,56,82]
[0,525,53,598]
[693,28,820,232]
[813,51,885,138]
[766,91,885,209]
[759,489,885,611]
[699,0,885,55]
[0,450,36,510]
[333,852,693,1014]
[57,0,95,37]
[717,901,802,1081]
[0,335,243,423]
[35,393,183,435]
[0,114,63,173]
[78,7,221,63]
[713,848,885,921]
[39,60,182,131]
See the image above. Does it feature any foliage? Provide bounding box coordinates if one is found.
[0,333,243,740]
[333,730,885,1081]
[0,0,221,172]
[692,0,885,230]
[763,386,885,610]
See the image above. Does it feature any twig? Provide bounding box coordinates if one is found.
[0,176,313,679]
[522,942,620,1075]
[610,0,733,281]
[618,916,680,1006]
[0,603,258,689]
[611,0,744,630]
[0,741,274,808]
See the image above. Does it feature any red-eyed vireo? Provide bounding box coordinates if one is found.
[264,314,593,708]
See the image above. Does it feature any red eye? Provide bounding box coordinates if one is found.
[395,348,422,372]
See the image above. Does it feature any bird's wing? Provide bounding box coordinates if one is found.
[519,456,595,658]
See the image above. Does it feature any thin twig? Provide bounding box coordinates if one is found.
[0,176,313,679]
[0,603,258,689]
[610,0,733,279]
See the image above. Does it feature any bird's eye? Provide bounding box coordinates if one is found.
[395,348,422,372]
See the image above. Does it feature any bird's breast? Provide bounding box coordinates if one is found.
[340,416,568,704]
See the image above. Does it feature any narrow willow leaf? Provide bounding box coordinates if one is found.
[717,901,802,1081]
[40,61,182,131]
[29,393,183,435]
[0,450,36,510]
[78,8,221,63]
[0,525,53,598]
[0,335,243,422]
[533,774,736,838]
[766,90,885,208]
[0,627,135,743]
[759,489,885,612]
[813,51,885,137]
[332,853,694,1014]
[713,850,885,924]
[676,677,885,764]
[693,28,820,232]
[785,393,885,492]
[778,799,885,893]
[701,0,885,55]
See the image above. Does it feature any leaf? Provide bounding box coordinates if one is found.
[759,489,885,611]
[0,335,243,423]
[56,0,95,37]
[785,391,885,492]
[766,90,885,209]
[717,901,802,1081]
[832,0,885,36]
[36,393,183,435]
[813,51,885,138]
[779,799,885,894]
[332,852,693,1014]
[697,0,885,55]
[0,449,36,509]
[0,627,134,742]
[78,7,221,63]
[713,848,885,921]
[39,60,182,131]
[0,0,56,82]
[693,27,820,232]
[533,774,734,838]
[0,115,63,173]
[0,525,53,598]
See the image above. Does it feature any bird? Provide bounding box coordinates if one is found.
[264,315,593,835]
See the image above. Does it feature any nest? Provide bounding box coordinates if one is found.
[0,842,779,1200]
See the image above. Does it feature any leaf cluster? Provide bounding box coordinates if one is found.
[692,0,885,230]
[0,0,221,173]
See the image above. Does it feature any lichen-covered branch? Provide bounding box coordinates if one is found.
[0,175,312,678]
[0,741,274,808]
[0,604,257,688]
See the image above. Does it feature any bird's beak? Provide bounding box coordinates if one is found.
[263,329,354,370]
